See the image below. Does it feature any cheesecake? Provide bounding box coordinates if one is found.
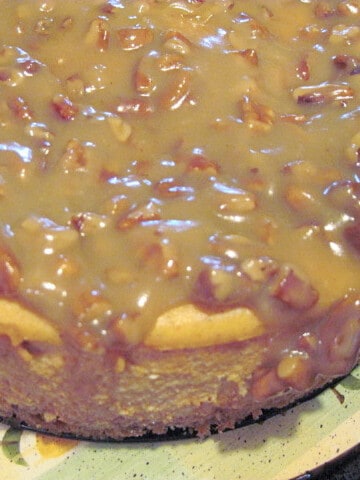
[0,0,359,440]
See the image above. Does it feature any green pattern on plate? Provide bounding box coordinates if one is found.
[1,428,27,467]
[340,374,360,390]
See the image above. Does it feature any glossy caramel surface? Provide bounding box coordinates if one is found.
[0,0,359,369]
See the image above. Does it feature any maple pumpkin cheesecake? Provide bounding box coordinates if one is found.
[0,0,359,440]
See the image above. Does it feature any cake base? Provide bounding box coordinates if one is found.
[0,374,350,443]
[0,332,355,441]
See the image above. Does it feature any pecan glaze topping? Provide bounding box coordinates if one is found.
[0,0,359,384]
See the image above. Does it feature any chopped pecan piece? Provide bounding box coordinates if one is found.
[72,290,112,323]
[277,354,312,390]
[0,69,11,82]
[343,220,360,253]
[241,257,278,282]
[163,31,191,55]
[293,83,354,105]
[0,67,23,87]
[100,2,116,14]
[251,368,283,400]
[133,50,174,94]
[117,27,154,51]
[7,96,33,120]
[21,216,79,253]
[329,24,360,44]
[115,97,154,116]
[209,233,253,259]
[299,24,328,40]
[158,53,184,72]
[314,1,335,17]
[284,184,315,211]
[154,177,193,198]
[321,294,360,372]
[296,58,310,81]
[52,94,78,121]
[19,59,42,76]
[138,239,179,278]
[69,326,103,353]
[186,154,220,175]
[191,265,255,311]
[71,212,109,236]
[332,54,359,73]
[337,0,360,15]
[217,187,257,215]
[346,132,360,166]
[117,200,161,230]
[159,71,191,111]
[270,265,319,310]
[60,16,73,30]
[60,139,88,172]
[249,19,270,38]
[102,194,130,216]
[326,180,360,215]
[25,123,54,143]
[0,246,21,294]
[283,159,340,185]
[134,68,153,95]
[66,74,85,97]
[238,48,258,66]
[239,95,275,131]
[55,257,79,278]
[107,116,132,143]
[298,332,318,352]
[85,18,110,51]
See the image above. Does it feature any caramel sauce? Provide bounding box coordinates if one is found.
[0,0,359,384]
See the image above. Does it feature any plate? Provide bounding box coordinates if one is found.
[0,365,359,480]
